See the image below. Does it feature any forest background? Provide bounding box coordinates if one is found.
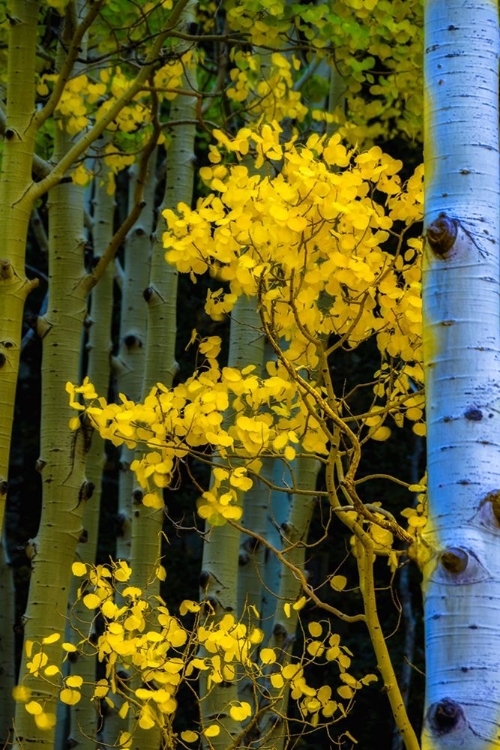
[0,0,460,748]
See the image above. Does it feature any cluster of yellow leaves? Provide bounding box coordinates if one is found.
[36,49,192,191]
[165,123,423,373]
[12,629,97,730]
[223,0,422,143]
[14,563,377,739]
[68,129,425,524]
[37,53,190,138]
[67,351,328,523]
[228,50,307,122]
[37,72,107,135]
[401,479,428,536]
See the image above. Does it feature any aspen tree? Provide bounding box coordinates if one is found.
[13,6,90,741]
[421,1,500,748]
[67,154,115,750]
[0,0,43,540]
[126,4,200,746]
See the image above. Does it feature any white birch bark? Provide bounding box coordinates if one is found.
[422,2,500,748]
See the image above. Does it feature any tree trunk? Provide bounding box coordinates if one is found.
[127,5,198,747]
[13,126,88,750]
[68,153,115,750]
[0,0,40,539]
[199,299,265,749]
[422,2,500,748]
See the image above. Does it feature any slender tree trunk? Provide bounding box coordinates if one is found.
[13,134,88,750]
[100,160,156,750]
[127,6,198,747]
[13,8,90,744]
[68,155,115,750]
[257,456,319,748]
[200,300,265,749]
[114,160,156,571]
[0,0,40,539]
[422,2,500,748]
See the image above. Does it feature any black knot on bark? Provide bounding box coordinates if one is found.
[464,407,482,421]
[132,489,143,503]
[427,213,458,256]
[440,547,468,574]
[427,698,465,735]
[124,334,142,349]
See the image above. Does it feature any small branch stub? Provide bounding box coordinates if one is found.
[427,213,458,256]
[427,698,465,736]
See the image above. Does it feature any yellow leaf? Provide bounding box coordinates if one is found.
[143,492,164,509]
[12,685,31,703]
[118,701,130,719]
[138,713,155,730]
[249,627,264,644]
[270,204,289,221]
[62,643,78,653]
[287,215,307,232]
[83,593,101,609]
[292,596,307,611]
[260,648,276,665]
[337,685,354,700]
[308,621,322,638]
[371,426,391,441]
[26,700,43,715]
[282,664,301,680]
[330,575,347,592]
[408,483,426,493]
[94,679,109,698]
[408,515,426,528]
[229,702,252,721]
[118,731,132,748]
[44,665,60,677]
[101,600,118,619]
[203,724,221,737]
[270,673,284,688]
[72,562,87,577]
[60,688,81,706]
[114,561,132,582]
[413,422,426,436]
[42,633,61,645]
[283,602,291,618]
[272,433,288,451]
[307,640,324,657]
[34,712,57,730]
[156,564,167,581]
[179,600,201,615]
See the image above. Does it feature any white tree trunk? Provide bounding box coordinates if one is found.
[422,1,500,748]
